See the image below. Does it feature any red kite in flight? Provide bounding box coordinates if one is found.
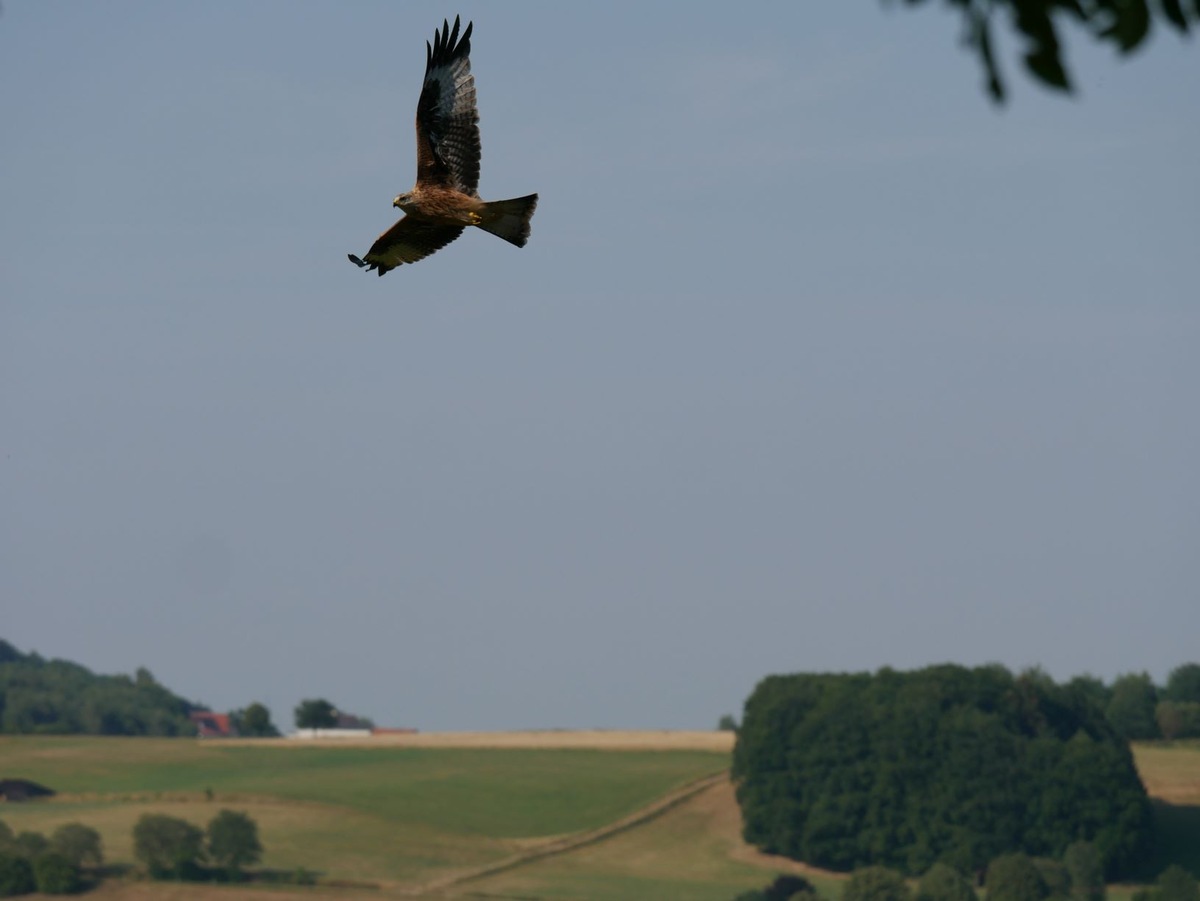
[348,16,538,275]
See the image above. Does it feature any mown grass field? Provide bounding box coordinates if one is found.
[0,734,739,893]
[0,735,1195,900]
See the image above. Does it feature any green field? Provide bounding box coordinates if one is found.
[0,735,759,895]
[0,736,1196,900]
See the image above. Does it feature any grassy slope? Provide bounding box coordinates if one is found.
[466,741,1200,901]
[469,776,837,901]
[0,737,727,836]
[0,736,727,886]
[0,737,1195,900]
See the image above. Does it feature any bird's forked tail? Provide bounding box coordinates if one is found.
[477,194,538,247]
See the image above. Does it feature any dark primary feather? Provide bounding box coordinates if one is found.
[415,15,481,195]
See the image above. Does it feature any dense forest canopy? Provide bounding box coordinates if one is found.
[0,639,200,736]
[733,664,1157,879]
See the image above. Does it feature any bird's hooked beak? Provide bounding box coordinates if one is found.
[392,194,409,209]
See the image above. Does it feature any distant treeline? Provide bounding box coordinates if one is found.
[0,639,200,736]
[1067,665,1200,741]
[733,663,1200,881]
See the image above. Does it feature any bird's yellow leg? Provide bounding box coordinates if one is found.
[468,212,482,224]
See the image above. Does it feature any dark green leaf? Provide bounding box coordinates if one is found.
[1105,0,1152,51]
[1054,0,1088,20]
[1024,47,1072,91]
[977,16,1007,102]
[1160,0,1190,32]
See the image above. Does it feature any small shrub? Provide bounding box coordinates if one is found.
[917,863,978,901]
[49,824,103,868]
[735,875,819,901]
[132,813,204,879]
[1062,841,1105,901]
[844,866,912,901]
[768,875,818,900]
[0,852,35,897]
[33,853,80,895]
[206,809,262,877]
[1034,858,1070,900]
[1155,866,1200,901]
[12,834,47,859]
[987,853,1048,901]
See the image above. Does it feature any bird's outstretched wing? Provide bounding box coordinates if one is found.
[348,219,465,276]
[414,16,481,196]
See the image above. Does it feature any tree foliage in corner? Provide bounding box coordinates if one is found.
[892,0,1200,102]
[732,665,1153,878]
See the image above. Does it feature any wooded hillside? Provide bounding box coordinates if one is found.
[732,665,1153,878]
[0,639,199,736]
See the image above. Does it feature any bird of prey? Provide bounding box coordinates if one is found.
[348,16,538,276]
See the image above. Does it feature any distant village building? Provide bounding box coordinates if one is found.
[288,727,419,739]
[189,711,236,738]
[290,727,373,739]
[288,706,415,739]
[335,711,374,730]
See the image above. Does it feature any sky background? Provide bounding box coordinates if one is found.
[3,2,1197,732]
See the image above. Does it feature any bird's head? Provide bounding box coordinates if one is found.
[393,192,414,211]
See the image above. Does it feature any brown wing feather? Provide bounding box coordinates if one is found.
[348,219,465,276]
[414,16,481,196]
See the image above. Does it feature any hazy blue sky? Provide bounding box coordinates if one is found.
[3,3,1197,731]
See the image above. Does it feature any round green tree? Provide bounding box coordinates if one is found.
[49,824,102,868]
[1105,674,1159,740]
[1063,842,1105,901]
[844,867,912,901]
[206,810,261,877]
[13,834,47,859]
[0,852,35,897]
[132,814,204,879]
[1155,866,1200,901]
[238,702,278,737]
[293,698,337,729]
[1165,665,1200,703]
[987,853,1048,901]
[917,863,977,901]
[32,853,80,895]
